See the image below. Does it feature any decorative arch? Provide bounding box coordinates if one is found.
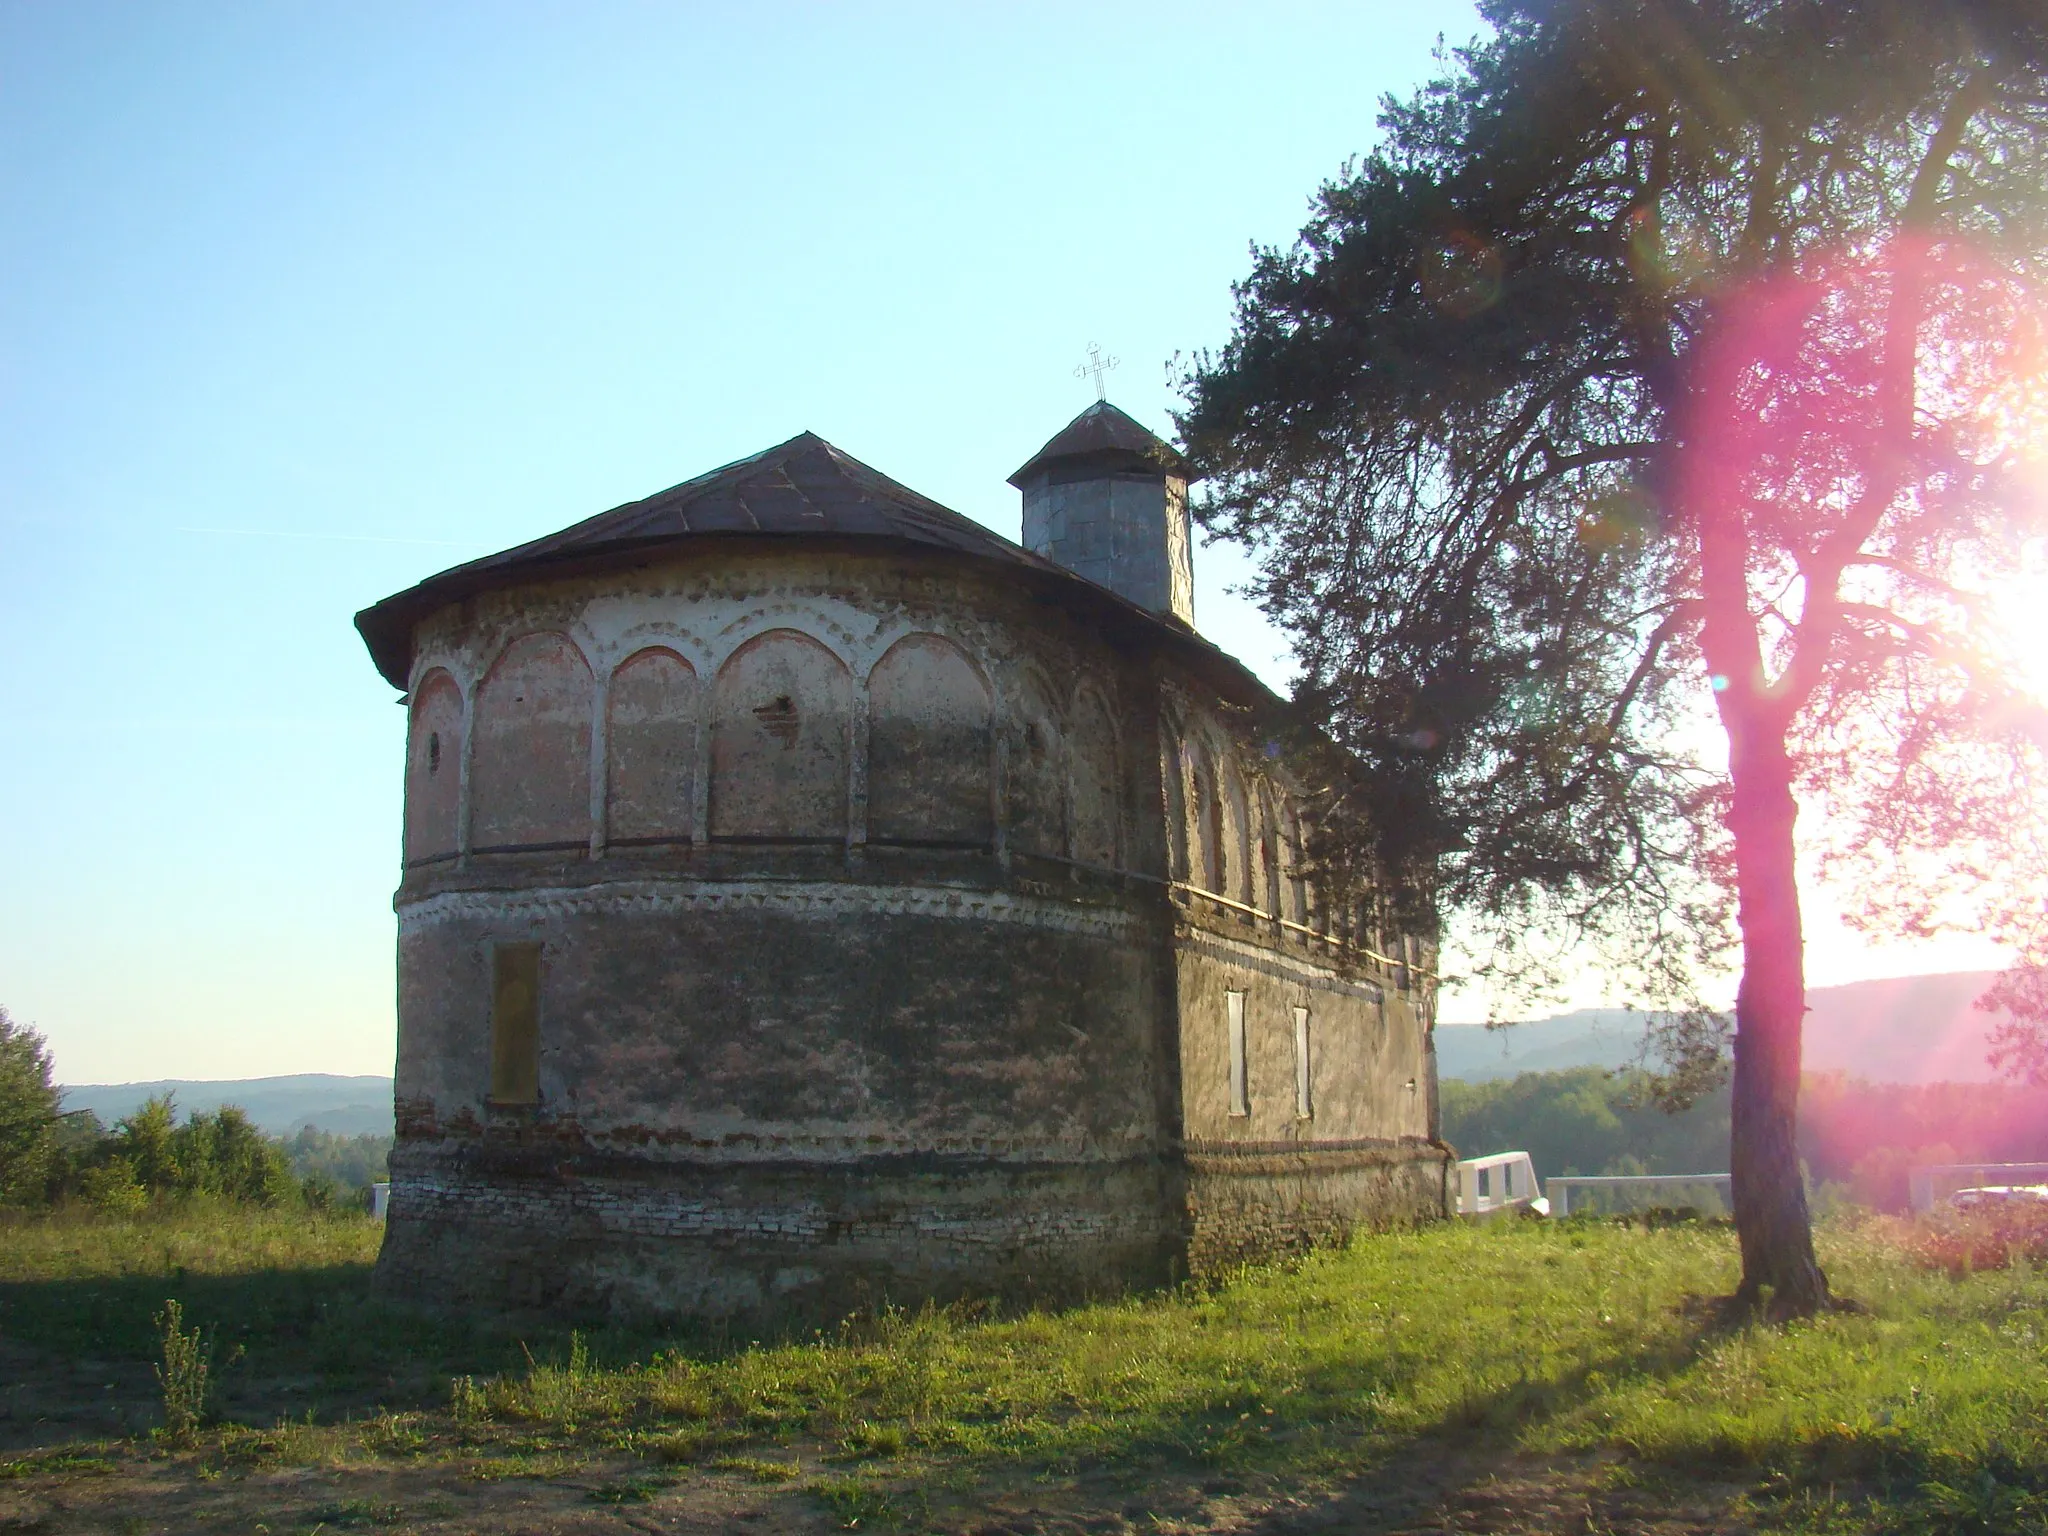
[1161,730,1190,882]
[1006,668,1066,858]
[404,669,464,863]
[1221,755,1252,906]
[1190,745,1225,894]
[607,647,700,844]
[471,633,594,851]
[709,628,851,840]
[1285,805,1311,926]
[867,633,992,845]
[1067,686,1120,868]
[1256,783,1282,916]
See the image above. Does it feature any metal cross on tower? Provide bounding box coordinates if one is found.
[1074,342,1120,401]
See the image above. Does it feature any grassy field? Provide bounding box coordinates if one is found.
[1,1205,2044,1534]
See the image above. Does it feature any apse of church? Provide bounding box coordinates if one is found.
[357,402,1449,1323]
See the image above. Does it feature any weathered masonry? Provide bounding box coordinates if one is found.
[356,400,1450,1322]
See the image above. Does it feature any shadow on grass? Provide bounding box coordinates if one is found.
[916,1308,1733,1533]
[0,1261,654,1445]
[7,1230,2006,1534]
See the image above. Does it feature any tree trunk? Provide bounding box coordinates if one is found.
[1725,719,1830,1315]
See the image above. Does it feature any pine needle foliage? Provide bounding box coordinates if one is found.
[1180,0,2048,1312]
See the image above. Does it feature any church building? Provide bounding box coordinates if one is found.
[355,400,1448,1321]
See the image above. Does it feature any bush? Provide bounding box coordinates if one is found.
[0,1047,331,1214]
[0,1006,60,1206]
[79,1158,146,1216]
[1439,1067,1730,1177]
[283,1128,391,1197]
[89,1096,299,1208]
[1901,1202,2048,1275]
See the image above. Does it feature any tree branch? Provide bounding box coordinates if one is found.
[1775,67,2004,718]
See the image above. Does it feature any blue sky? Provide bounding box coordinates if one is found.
[1,2,2001,1084]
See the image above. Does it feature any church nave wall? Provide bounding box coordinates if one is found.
[395,559,1142,881]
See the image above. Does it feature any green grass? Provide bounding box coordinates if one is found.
[0,1201,544,1425]
[3,1203,2044,1532]
[449,1216,2048,1530]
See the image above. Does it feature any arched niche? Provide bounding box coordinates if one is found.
[1006,670,1066,858]
[1190,746,1225,894]
[1161,732,1190,882]
[471,633,593,851]
[1281,802,1309,925]
[1256,785,1282,916]
[867,633,992,845]
[709,629,851,840]
[1221,757,1252,906]
[1068,688,1120,868]
[607,647,700,844]
[404,669,463,863]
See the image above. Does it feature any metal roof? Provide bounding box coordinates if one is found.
[354,429,1261,699]
[1007,400,1192,488]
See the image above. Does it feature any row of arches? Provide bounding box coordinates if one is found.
[1166,724,1419,971]
[1167,733,1309,925]
[405,628,1125,867]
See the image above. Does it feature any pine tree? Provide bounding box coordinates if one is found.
[1182,0,2048,1313]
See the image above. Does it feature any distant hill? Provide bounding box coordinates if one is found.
[58,1074,393,1137]
[1437,970,2011,1086]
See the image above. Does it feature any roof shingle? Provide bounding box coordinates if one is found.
[355,428,1258,701]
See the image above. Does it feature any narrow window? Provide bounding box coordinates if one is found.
[1226,990,1249,1117]
[490,943,542,1104]
[1293,1006,1313,1119]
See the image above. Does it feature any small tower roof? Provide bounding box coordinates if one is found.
[1006,400,1193,488]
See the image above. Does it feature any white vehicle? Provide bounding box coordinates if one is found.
[1947,1184,2048,1211]
[1455,1151,1548,1218]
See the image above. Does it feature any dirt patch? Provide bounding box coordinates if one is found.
[1,1434,1759,1536]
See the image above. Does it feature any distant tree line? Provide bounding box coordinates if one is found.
[0,1005,389,1213]
[1443,1067,2048,1212]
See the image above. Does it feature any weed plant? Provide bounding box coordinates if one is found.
[152,1298,212,1441]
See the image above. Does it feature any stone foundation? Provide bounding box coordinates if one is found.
[1184,1139,1451,1272]
[376,1134,1449,1323]
[375,1144,1186,1324]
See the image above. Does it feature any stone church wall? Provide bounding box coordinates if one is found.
[1158,692,1451,1263]
[381,885,1182,1320]
[377,546,1446,1323]
[1168,920,1447,1267]
[380,550,1190,1321]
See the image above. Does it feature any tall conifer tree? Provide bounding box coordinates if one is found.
[1183,0,2048,1312]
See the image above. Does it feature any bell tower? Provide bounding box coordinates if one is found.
[1008,400,1195,627]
